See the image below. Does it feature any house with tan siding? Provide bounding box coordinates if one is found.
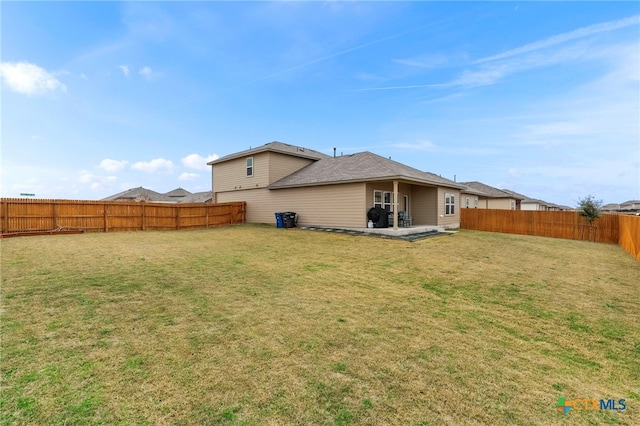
[209,142,465,229]
[500,188,565,211]
[460,181,523,210]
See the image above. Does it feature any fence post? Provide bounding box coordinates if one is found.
[2,200,7,233]
[142,204,146,231]
[176,205,180,230]
[104,203,109,233]
[1,200,7,233]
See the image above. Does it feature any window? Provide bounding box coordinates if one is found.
[373,190,383,208]
[373,190,393,211]
[474,198,478,208]
[465,197,470,208]
[383,191,394,212]
[246,157,253,177]
[510,200,516,210]
[445,193,455,215]
[403,195,409,213]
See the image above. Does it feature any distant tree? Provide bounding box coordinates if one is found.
[577,194,603,241]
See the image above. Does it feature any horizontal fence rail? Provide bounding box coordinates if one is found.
[0,199,245,237]
[461,209,640,261]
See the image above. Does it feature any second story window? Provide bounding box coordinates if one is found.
[246,157,253,177]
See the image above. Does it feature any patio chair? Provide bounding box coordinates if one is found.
[399,211,412,227]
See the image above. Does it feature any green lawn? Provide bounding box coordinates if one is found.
[1,225,638,425]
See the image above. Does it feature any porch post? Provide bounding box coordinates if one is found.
[393,180,399,231]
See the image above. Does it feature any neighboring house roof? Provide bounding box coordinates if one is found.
[101,187,172,202]
[268,151,465,189]
[165,188,192,199]
[460,182,524,199]
[620,200,640,210]
[501,188,548,205]
[182,191,213,203]
[460,186,489,197]
[102,187,210,203]
[209,141,332,165]
[602,203,621,211]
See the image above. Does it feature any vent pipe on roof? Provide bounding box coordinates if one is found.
[333,148,336,158]
[454,174,456,182]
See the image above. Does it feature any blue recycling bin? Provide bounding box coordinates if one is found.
[275,212,284,228]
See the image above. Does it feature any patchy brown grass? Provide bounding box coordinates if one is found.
[1,225,638,425]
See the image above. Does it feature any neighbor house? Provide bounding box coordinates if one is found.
[208,141,466,229]
[102,187,212,203]
[501,188,555,211]
[620,200,640,213]
[602,203,621,212]
[460,181,523,210]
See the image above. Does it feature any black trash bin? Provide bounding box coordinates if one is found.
[283,212,297,228]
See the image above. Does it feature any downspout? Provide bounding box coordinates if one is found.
[211,165,216,204]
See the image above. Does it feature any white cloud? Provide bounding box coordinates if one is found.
[369,15,640,93]
[78,170,117,189]
[392,140,437,151]
[99,159,129,172]
[179,172,200,181]
[181,153,219,170]
[476,15,640,64]
[393,53,452,69]
[131,158,174,173]
[0,61,67,96]
[139,66,153,79]
[118,65,130,76]
[392,138,502,156]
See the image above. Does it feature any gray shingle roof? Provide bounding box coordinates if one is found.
[165,188,192,198]
[268,151,465,189]
[501,188,547,204]
[460,181,523,199]
[209,141,332,165]
[102,187,211,203]
[101,187,172,202]
[182,191,212,203]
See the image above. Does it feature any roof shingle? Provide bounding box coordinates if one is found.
[268,151,465,189]
[209,141,331,165]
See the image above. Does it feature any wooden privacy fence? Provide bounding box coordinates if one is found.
[461,209,640,260]
[618,214,640,261]
[0,198,245,237]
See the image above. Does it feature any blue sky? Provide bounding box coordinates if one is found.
[2,1,639,206]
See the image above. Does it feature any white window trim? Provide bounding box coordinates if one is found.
[445,193,455,216]
[246,157,253,177]
[373,190,383,208]
[373,190,394,212]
